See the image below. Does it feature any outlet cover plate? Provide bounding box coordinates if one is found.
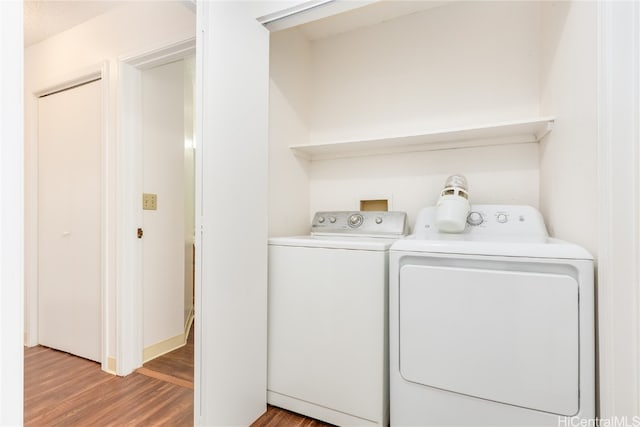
[143,193,157,210]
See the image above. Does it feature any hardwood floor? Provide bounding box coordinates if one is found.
[251,406,334,427]
[24,344,193,426]
[25,326,329,426]
[141,326,194,385]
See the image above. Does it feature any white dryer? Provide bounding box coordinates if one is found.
[389,205,594,426]
[268,211,408,426]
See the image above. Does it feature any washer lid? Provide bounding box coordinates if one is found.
[391,237,593,260]
[268,235,396,251]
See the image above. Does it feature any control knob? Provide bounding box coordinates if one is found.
[467,211,483,226]
[318,216,325,224]
[348,213,364,228]
[496,213,508,224]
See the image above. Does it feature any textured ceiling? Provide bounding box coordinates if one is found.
[24,0,122,47]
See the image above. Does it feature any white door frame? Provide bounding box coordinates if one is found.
[25,62,110,370]
[116,37,196,376]
[596,0,640,418]
[0,1,24,424]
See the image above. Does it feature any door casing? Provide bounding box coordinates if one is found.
[117,38,196,376]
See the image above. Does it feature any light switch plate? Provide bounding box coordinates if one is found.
[143,193,157,210]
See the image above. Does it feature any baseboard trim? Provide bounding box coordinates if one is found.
[106,356,117,374]
[185,307,194,336]
[143,311,194,363]
[143,333,185,363]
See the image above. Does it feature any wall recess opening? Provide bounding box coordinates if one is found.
[360,199,388,211]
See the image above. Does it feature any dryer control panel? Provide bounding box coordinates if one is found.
[413,205,548,240]
[311,211,408,237]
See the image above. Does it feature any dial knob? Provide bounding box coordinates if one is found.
[318,216,325,224]
[329,216,337,223]
[375,217,383,224]
[348,213,364,228]
[496,213,508,223]
[467,211,483,226]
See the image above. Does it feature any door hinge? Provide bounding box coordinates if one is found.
[137,228,143,239]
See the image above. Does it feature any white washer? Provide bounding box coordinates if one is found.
[390,205,594,426]
[268,211,408,427]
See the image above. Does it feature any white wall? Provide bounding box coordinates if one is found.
[272,1,599,242]
[271,2,543,232]
[24,1,195,364]
[539,1,598,255]
[537,1,600,409]
[141,60,186,349]
[0,1,23,424]
[309,144,540,231]
[309,1,541,144]
[269,28,312,237]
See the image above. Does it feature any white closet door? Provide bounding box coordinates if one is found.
[38,79,102,362]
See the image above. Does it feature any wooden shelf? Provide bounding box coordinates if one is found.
[290,117,555,161]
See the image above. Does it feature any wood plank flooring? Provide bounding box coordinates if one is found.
[141,326,194,385]
[24,344,193,426]
[25,326,330,426]
[251,406,334,427]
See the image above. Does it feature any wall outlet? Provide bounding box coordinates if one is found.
[143,193,157,210]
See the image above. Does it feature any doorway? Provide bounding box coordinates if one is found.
[140,55,196,362]
[117,38,196,376]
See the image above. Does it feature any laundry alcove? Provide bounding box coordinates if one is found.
[268,0,597,261]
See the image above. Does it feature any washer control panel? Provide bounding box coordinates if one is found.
[414,205,548,238]
[312,211,408,237]
[466,211,484,226]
